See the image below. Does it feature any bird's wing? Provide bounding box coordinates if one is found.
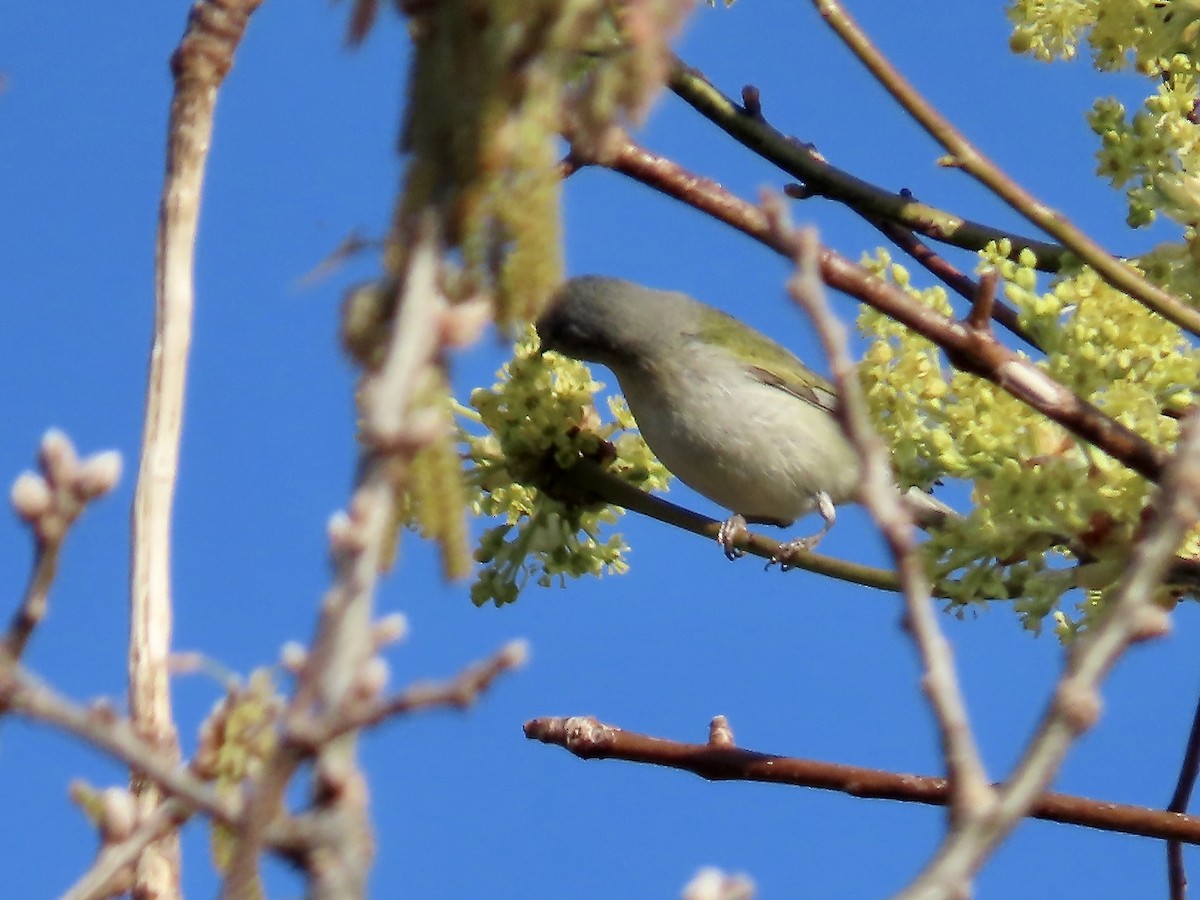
[748,364,839,415]
[688,304,840,415]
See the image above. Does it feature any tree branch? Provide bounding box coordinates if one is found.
[778,218,991,822]
[1167,686,1200,899]
[562,456,904,591]
[524,715,1200,845]
[287,639,528,750]
[810,0,1200,339]
[62,799,191,900]
[133,0,263,893]
[668,59,1069,270]
[4,432,121,664]
[861,214,1042,351]
[220,216,454,898]
[898,414,1196,898]
[0,662,239,829]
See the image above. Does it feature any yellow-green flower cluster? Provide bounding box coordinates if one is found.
[858,244,1199,632]
[1007,0,1096,63]
[1009,3,1200,227]
[462,329,670,606]
[858,252,956,492]
[1008,0,1200,71]
[192,669,282,874]
[1091,59,1200,227]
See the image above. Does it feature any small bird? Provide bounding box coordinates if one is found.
[536,274,878,559]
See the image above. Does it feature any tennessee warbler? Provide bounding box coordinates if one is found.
[535,275,946,558]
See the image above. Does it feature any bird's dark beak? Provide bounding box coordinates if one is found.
[533,290,565,357]
[533,312,554,357]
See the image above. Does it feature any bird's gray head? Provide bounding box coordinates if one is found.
[535,275,692,369]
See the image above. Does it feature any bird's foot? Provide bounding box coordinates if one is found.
[770,533,824,571]
[717,514,749,560]
[768,492,836,571]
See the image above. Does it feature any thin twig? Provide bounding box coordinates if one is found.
[62,799,192,900]
[4,433,121,663]
[0,662,239,828]
[777,216,991,822]
[5,542,61,662]
[1168,687,1200,899]
[220,217,450,898]
[811,0,1200,339]
[862,215,1042,351]
[523,715,1200,845]
[563,457,904,591]
[966,270,999,335]
[595,135,1169,485]
[133,0,263,893]
[668,59,1068,270]
[562,448,1171,601]
[898,415,1197,898]
[288,640,528,750]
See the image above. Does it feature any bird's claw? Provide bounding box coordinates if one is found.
[717,515,749,560]
[769,534,822,571]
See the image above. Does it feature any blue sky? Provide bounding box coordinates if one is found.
[2,1,1198,897]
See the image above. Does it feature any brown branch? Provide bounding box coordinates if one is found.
[133,0,263,893]
[862,215,1042,351]
[562,457,904,591]
[595,136,1169,485]
[0,657,316,878]
[966,270,999,335]
[811,0,1200,339]
[899,415,1196,897]
[778,218,992,822]
[523,715,1200,845]
[5,534,60,663]
[667,59,1069,270]
[1168,687,1200,899]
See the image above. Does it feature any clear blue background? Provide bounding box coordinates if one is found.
[1,2,1196,897]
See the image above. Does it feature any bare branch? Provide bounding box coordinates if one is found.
[133,0,263,892]
[898,415,1196,897]
[221,217,452,898]
[289,639,529,749]
[1167,687,1200,899]
[524,715,1200,845]
[668,60,1068,270]
[4,432,121,664]
[862,216,1041,351]
[561,456,904,589]
[810,0,1200,339]
[62,799,191,900]
[776,216,991,823]
[965,270,999,335]
[0,662,238,828]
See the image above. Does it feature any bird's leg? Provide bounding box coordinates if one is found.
[717,514,749,560]
[773,491,836,565]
